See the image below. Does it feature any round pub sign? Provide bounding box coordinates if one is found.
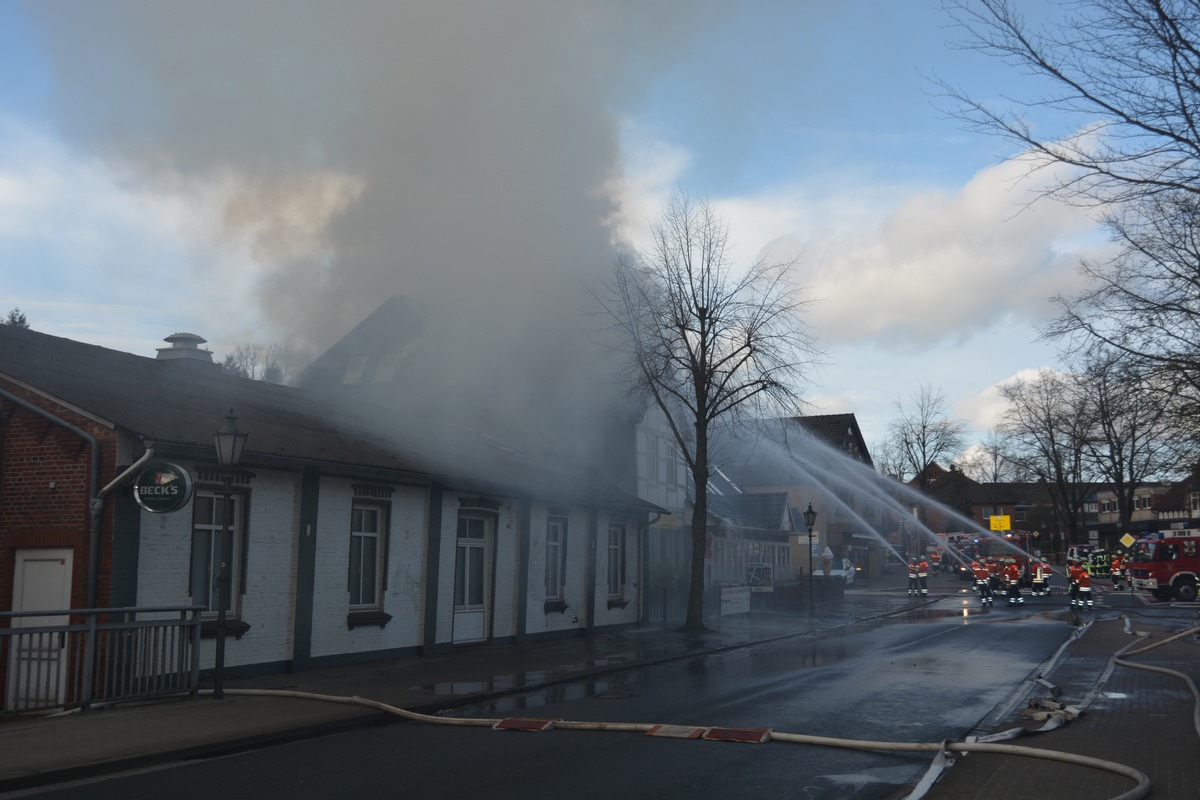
[134,462,194,513]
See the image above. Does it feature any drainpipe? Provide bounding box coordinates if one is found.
[0,387,152,609]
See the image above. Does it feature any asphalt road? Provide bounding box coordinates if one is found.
[24,598,1074,800]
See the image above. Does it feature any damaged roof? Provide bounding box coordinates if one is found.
[0,325,662,513]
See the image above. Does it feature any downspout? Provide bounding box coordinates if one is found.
[0,386,152,609]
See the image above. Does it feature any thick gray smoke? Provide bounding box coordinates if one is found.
[26,0,715,455]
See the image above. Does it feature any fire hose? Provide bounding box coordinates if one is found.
[1112,620,1200,741]
[196,684,1152,800]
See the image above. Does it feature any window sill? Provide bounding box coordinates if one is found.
[347,609,393,629]
[200,619,252,639]
[607,597,629,610]
[543,599,568,614]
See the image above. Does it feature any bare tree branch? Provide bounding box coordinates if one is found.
[594,192,823,632]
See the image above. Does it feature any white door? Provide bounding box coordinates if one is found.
[6,548,73,711]
[452,515,491,644]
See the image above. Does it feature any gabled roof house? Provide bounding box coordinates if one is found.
[0,324,661,712]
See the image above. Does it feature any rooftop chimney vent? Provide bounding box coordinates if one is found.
[156,332,216,366]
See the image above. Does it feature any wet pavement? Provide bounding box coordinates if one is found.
[1,572,1198,800]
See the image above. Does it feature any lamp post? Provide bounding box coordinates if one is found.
[803,503,817,616]
[212,411,248,700]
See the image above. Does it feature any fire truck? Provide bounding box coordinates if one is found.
[1128,534,1200,602]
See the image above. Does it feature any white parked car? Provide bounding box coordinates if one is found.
[828,557,858,585]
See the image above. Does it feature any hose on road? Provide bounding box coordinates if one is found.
[196,685,1150,800]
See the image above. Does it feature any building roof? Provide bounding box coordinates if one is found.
[705,414,874,490]
[707,491,794,532]
[0,325,661,512]
[790,414,874,467]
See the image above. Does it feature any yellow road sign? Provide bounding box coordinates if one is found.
[989,515,1011,531]
[1120,533,1136,549]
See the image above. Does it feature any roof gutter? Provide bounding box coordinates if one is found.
[0,386,152,609]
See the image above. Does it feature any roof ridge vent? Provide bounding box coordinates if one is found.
[156,332,216,365]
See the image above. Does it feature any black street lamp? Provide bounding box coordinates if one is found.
[212,410,248,700]
[803,503,817,616]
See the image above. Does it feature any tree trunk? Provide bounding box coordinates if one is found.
[682,421,710,633]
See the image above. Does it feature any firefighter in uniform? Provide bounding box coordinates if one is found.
[986,559,1003,596]
[1031,559,1051,597]
[1004,559,1024,605]
[1077,562,1094,608]
[972,561,994,605]
[1067,560,1083,607]
[917,556,930,596]
[930,550,941,574]
[1111,553,1125,591]
[907,559,919,596]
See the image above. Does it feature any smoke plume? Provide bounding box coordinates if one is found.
[26,0,713,452]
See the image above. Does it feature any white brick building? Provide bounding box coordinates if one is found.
[0,324,660,691]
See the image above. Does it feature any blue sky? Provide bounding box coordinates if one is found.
[0,1,1103,448]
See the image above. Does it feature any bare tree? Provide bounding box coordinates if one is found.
[222,342,291,383]
[596,193,821,633]
[886,384,967,495]
[999,369,1098,548]
[941,0,1200,208]
[941,1,1200,409]
[1078,352,1187,531]
[954,427,1018,483]
[871,435,909,481]
[1044,196,1200,404]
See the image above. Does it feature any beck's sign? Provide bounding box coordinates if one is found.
[133,462,194,513]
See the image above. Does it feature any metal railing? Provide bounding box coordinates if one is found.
[0,605,202,715]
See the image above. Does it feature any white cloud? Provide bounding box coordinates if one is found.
[614,130,1111,360]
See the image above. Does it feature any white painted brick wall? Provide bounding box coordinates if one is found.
[526,503,588,633]
[136,468,300,669]
[593,510,641,627]
[309,479,428,658]
[136,467,645,669]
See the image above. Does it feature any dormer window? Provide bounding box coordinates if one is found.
[342,355,368,385]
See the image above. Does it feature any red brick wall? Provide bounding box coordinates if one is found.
[1,382,119,612]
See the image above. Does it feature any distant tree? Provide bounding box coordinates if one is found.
[954,427,1018,483]
[998,369,1098,546]
[1078,352,1187,532]
[885,384,967,497]
[3,308,29,328]
[596,192,821,634]
[871,436,908,481]
[222,342,290,383]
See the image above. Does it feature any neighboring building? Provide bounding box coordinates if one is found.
[1091,482,1178,541]
[1148,477,1200,534]
[710,414,882,577]
[705,483,795,586]
[0,325,662,710]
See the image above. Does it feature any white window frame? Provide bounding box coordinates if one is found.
[545,516,567,600]
[349,501,387,609]
[607,523,626,597]
[190,490,242,617]
[342,355,368,385]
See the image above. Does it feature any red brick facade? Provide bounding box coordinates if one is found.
[0,381,120,613]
